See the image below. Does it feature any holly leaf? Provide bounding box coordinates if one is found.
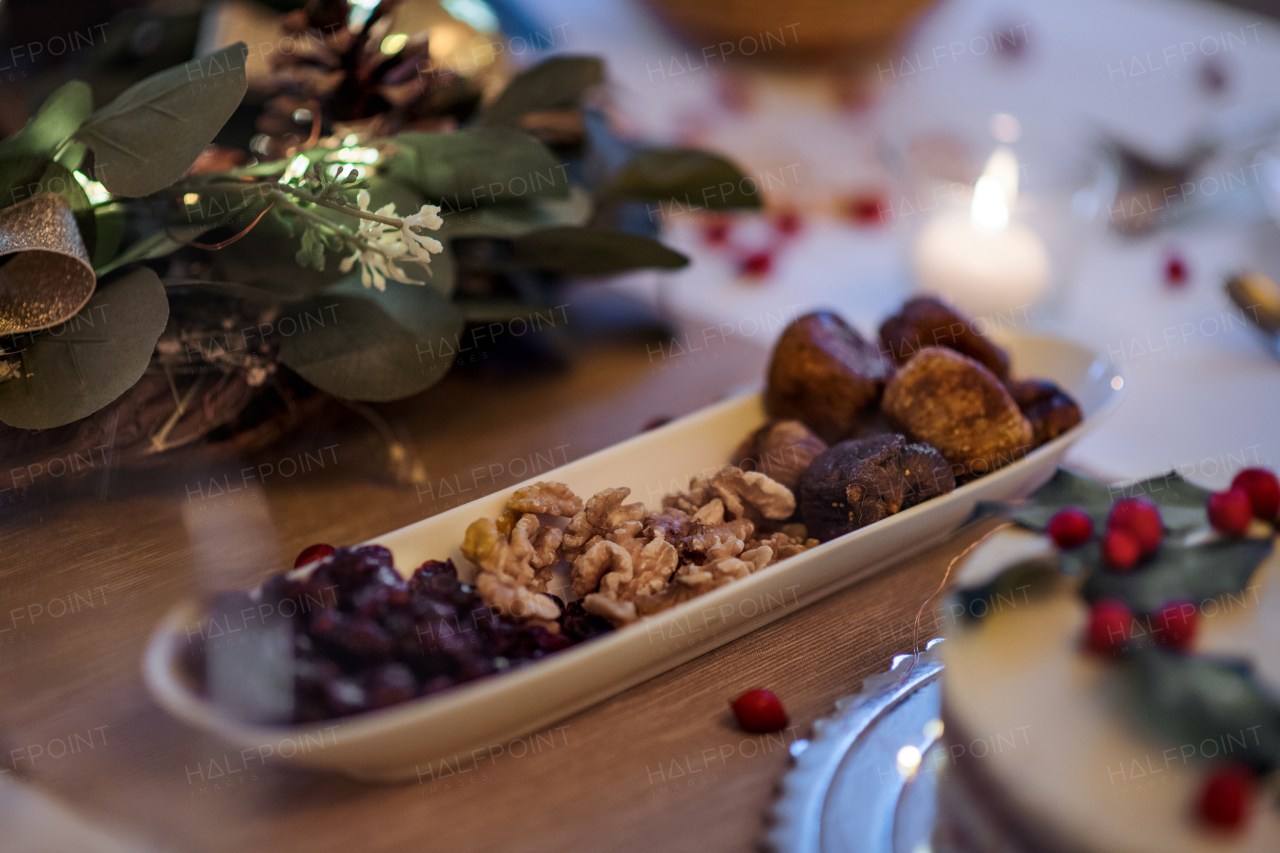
[1127,647,1280,772]
[74,43,248,197]
[952,557,1061,623]
[975,468,1211,535]
[509,227,688,275]
[481,56,603,126]
[1107,471,1213,532]
[0,157,97,251]
[385,128,569,206]
[604,149,763,209]
[277,277,464,402]
[1082,538,1273,613]
[0,81,92,165]
[0,268,169,428]
[975,468,1115,531]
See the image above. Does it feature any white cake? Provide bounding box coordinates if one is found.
[935,527,1280,853]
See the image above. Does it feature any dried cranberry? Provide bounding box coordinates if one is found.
[1163,253,1188,287]
[294,543,335,568]
[731,689,789,733]
[421,675,457,696]
[701,220,731,246]
[258,573,289,603]
[773,210,803,236]
[739,250,773,278]
[366,663,419,709]
[295,657,340,689]
[561,599,614,643]
[846,193,888,226]
[310,609,394,663]
[324,676,369,716]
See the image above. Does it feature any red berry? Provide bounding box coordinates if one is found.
[1198,764,1254,830]
[731,688,788,733]
[847,193,888,226]
[701,220,730,246]
[1164,253,1188,287]
[1108,498,1163,556]
[1151,599,1197,650]
[1231,468,1280,521]
[1085,599,1132,656]
[740,251,773,278]
[1046,507,1093,548]
[773,210,803,236]
[1208,489,1253,537]
[294,543,336,568]
[1102,528,1141,571]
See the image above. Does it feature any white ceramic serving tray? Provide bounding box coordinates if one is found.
[145,333,1122,781]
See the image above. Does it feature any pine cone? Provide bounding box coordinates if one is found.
[255,0,481,157]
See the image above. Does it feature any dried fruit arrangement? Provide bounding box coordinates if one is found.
[182,544,614,723]
[183,297,1085,723]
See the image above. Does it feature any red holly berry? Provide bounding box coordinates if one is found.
[740,251,773,278]
[1230,468,1280,522]
[1151,599,1197,650]
[1164,253,1188,287]
[701,220,731,246]
[1085,599,1132,656]
[1102,528,1141,571]
[1208,489,1253,537]
[731,688,789,733]
[294,543,336,568]
[1045,507,1093,548]
[1109,498,1163,556]
[1198,764,1254,830]
[847,193,887,226]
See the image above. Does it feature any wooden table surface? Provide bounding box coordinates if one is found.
[0,313,994,853]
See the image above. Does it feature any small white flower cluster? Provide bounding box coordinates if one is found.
[339,189,445,291]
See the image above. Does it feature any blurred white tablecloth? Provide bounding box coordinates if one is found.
[515,0,1280,488]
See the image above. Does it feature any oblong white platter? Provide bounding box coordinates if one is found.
[144,333,1123,782]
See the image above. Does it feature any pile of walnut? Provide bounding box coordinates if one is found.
[460,470,818,629]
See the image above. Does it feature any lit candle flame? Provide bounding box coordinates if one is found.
[970,147,1020,234]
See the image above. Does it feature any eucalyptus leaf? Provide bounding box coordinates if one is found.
[509,227,688,275]
[441,187,592,240]
[94,220,217,277]
[0,81,92,163]
[74,42,248,197]
[1083,538,1272,613]
[0,268,169,428]
[481,56,603,127]
[1126,648,1280,772]
[605,148,762,209]
[91,202,126,267]
[277,277,463,402]
[385,128,568,206]
[0,157,96,250]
